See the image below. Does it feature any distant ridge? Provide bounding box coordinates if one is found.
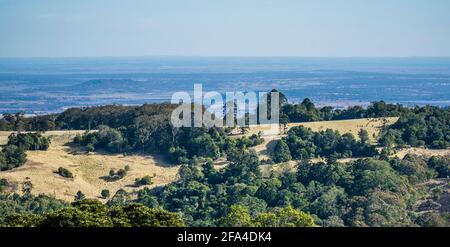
[69,79,151,93]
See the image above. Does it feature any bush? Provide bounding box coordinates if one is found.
[135,176,153,187]
[101,189,110,199]
[56,167,73,178]
[107,167,127,180]
[117,169,127,178]
[74,191,86,201]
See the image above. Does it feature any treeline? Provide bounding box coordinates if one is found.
[0,133,50,171]
[7,132,50,151]
[0,104,173,131]
[272,126,377,163]
[74,123,263,164]
[1,94,449,152]
[0,97,423,132]
[0,193,67,224]
[1,199,184,227]
[280,99,408,123]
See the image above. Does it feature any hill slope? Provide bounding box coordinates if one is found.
[0,131,179,202]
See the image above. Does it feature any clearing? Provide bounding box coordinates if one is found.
[0,131,179,202]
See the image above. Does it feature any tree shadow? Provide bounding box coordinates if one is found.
[148,154,179,168]
[259,139,278,157]
[99,175,123,182]
[63,142,88,155]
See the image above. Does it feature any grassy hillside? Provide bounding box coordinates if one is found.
[287,117,399,143]
[0,131,179,201]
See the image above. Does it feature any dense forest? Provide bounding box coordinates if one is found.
[1,92,449,227]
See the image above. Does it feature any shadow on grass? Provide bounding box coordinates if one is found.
[99,175,124,182]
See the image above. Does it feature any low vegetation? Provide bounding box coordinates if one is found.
[100,189,110,199]
[106,168,127,181]
[134,176,154,187]
[56,167,73,179]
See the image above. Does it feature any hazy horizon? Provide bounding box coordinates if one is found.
[3,56,450,59]
[1,0,450,57]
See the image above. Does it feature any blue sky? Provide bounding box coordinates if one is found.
[1,0,450,57]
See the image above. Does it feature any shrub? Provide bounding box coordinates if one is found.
[135,176,153,187]
[74,191,86,201]
[107,167,127,180]
[101,189,110,199]
[57,167,73,178]
[116,169,127,178]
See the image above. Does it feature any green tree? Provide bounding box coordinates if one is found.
[272,140,292,163]
[358,129,370,144]
[101,189,110,199]
[220,205,253,227]
[253,206,317,227]
[22,179,33,196]
[108,204,185,227]
[74,191,86,201]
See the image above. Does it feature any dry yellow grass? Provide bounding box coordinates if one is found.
[287,117,399,143]
[395,147,450,159]
[0,131,179,202]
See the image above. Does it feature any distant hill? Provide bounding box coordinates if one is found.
[67,79,152,93]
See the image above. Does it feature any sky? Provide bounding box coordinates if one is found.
[1,0,450,57]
